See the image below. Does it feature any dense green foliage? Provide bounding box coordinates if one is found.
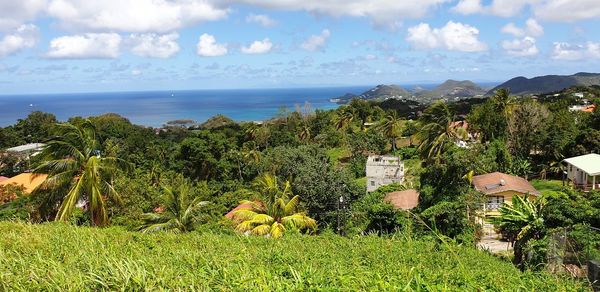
[0,222,585,290]
[0,84,599,280]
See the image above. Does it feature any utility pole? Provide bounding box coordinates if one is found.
[337,195,344,235]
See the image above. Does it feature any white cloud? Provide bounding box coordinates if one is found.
[451,0,483,14]
[245,13,277,27]
[196,33,227,57]
[46,0,229,33]
[0,0,46,31]
[129,33,180,58]
[241,38,273,54]
[235,0,448,28]
[535,0,600,22]
[406,21,487,52]
[501,18,543,37]
[0,24,39,57]
[502,37,539,57]
[46,33,122,59]
[551,42,600,61]
[453,0,600,22]
[301,29,331,52]
[452,0,531,17]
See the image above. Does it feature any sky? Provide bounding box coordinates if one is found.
[1,0,600,94]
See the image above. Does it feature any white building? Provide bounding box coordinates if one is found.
[563,153,600,191]
[366,155,404,192]
[5,143,45,157]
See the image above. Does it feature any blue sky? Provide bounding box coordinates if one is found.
[1,0,600,94]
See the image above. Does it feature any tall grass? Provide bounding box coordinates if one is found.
[0,222,587,291]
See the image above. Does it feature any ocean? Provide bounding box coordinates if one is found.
[0,86,371,128]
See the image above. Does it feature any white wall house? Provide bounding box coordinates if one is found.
[563,153,600,191]
[366,155,404,192]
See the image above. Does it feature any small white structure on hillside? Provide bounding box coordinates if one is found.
[5,143,45,157]
[366,155,404,192]
[563,153,600,191]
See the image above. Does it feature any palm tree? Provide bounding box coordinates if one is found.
[231,174,317,238]
[416,101,468,160]
[33,119,129,226]
[298,123,311,143]
[490,195,545,269]
[139,181,210,233]
[334,106,356,131]
[376,111,403,152]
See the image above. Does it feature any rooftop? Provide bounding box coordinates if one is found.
[5,143,45,153]
[384,189,419,210]
[0,173,48,193]
[472,172,540,196]
[563,153,600,176]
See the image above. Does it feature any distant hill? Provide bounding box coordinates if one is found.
[332,84,412,104]
[332,81,485,104]
[489,72,600,95]
[417,80,486,99]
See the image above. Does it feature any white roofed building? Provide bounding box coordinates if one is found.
[366,155,404,192]
[563,154,600,191]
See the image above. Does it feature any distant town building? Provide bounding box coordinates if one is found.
[569,104,596,113]
[573,92,584,98]
[366,155,404,192]
[5,143,45,157]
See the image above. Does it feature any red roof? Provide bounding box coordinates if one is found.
[384,189,419,210]
[472,172,540,196]
[225,201,263,219]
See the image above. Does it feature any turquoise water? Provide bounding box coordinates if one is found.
[0,87,370,127]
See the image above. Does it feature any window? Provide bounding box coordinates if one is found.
[370,181,375,187]
[486,196,504,210]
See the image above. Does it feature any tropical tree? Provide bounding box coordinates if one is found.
[375,111,404,151]
[139,181,210,233]
[490,195,545,269]
[416,101,468,161]
[33,119,129,226]
[334,106,356,132]
[231,173,317,238]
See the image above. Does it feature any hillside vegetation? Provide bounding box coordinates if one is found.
[0,222,585,290]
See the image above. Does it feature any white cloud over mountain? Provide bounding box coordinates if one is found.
[551,42,600,61]
[406,21,487,52]
[301,29,331,52]
[196,33,228,57]
[502,37,539,57]
[46,33,122,59]
[0,24,39,57]
[129,33,180,58]
[241,38,273,54]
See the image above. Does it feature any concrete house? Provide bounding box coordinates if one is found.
[472,172,540,217]
[563,153,600,191]
[366,155,404,192]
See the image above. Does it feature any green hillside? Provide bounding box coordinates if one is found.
[0,222,585,290]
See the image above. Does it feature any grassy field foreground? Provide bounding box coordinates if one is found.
[0,222,587,291]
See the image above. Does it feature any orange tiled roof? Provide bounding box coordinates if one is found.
[472,172,540,196]
[0,173,48,193]
[384,189,419,210]
[582,105,596,113]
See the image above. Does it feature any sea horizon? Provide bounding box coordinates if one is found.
[0,86,373,128]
